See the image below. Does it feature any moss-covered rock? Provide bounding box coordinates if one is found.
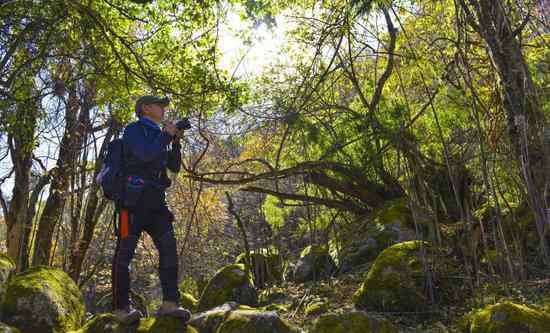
[353,241,432,312]
[190,302,242,333]
[0,254,15,316]
[304,300,328,316]
[2,266,86,333]
[197,264,257,312]
[180,292,199,312]
[311,311,398,333]
[190,302,301,333]
[0,322,19,333]
[460,302,550,333]
[216,308,302,333]
[292,245,336,283]
[236,249,283,287]
[66,313,198,333]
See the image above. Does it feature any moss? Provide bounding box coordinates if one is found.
[215,309,302,333]
[67,314,198,333]
[304,300,328,316]
[2,266,85,333]
[372,198,412,226]
[353,241,431,312]
[462,302,550,333]
[260,303,289,313]
[311,311,398,333]
[0,322,20,333]
[180,292,198,312]
[0,253,15,314]
[197,264,257,312]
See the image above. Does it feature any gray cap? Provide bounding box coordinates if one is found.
[135,95,170,117]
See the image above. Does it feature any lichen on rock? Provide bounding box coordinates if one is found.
[197,264,257,312]
[460,301,550,333]
[2,265,86,333]
[311,311,398,333]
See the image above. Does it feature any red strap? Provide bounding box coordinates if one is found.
[120,209,129,239]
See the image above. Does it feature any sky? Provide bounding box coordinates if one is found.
[0,6,291,200]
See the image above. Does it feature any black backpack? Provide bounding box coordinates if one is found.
[96,138,125,202]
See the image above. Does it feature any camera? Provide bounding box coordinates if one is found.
[176,118,191,131]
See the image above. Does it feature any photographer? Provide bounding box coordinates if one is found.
[111,95,191,324]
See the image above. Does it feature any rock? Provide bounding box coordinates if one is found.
[190,302,241,333]
[460,302,550,333]
[0,322,20,333]
[304,299,328,316]
[66,313,198,333]
[197,264,257,312]
[292,245,336,283]
[338,199,430,273]
[216,308,302,333]
[0,254,15,317]
[180,292,199,312]
[2,266,86,333]
[236,249,283,287]
[353,241,432,312]
[311,311,398,333]
[189,302,302,333]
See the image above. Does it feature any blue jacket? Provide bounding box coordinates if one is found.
[122,117,181,185]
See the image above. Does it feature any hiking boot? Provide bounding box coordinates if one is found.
[113,305,142,325]
[156,301,191,322]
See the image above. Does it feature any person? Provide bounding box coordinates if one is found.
[111,95,190,324]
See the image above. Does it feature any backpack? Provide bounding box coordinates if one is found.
[95,138,125,202]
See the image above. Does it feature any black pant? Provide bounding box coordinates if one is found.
[112,188,180,310]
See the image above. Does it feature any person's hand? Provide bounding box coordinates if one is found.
[162,121,178,136]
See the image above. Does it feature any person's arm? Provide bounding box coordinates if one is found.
[166,138,182,173]
[123,123,173,162]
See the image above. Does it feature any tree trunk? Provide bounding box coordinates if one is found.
[461,0,548,255]
[32,86,82,267]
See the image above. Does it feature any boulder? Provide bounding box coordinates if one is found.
[0,322,19,333]
[197,264,257,312]
[292,246,336,283]
[353,241,432,312]
[66,314,198,333]
[460,302,550,333]
[189,302,302,333]
[0,254,15,318]
[338,199,430,273]
[236,249,283,287]
[311,311,398,333]
[2,266,86,333]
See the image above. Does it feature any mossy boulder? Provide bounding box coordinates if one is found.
[2,266,86,333]
[0,322,19,333]
[180,292,199,312]
[216,308,302,333]
[236,249,283,287]
[353,241,433,312]
[197,264,257,312]
[311,311,398,333]
[338,199,432,273]
[190,302,301,333]
[460,302,550,333]
[66,313,198,333]
[0,254,15,313]
[292,245,336,283]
